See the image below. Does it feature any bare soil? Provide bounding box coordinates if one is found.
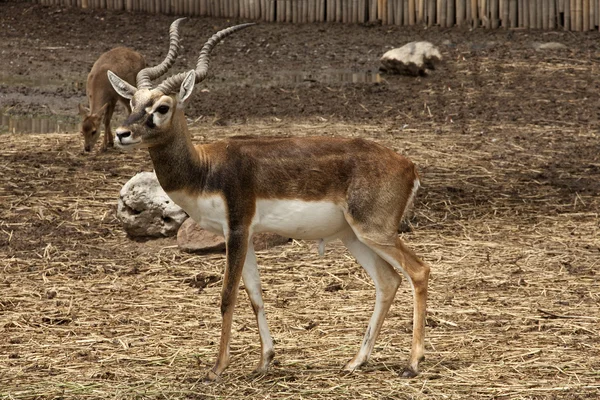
[1,1,600,399]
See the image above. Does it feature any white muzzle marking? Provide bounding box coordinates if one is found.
[114,128,142,149]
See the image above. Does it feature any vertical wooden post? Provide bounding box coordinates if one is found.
[316,0,322,22]
[482,0,488,28]
[382,0,389,23]
[528,0,535,27]
[523,0,529,26]
[583,0,589,29]
[439,0,446,26]
[535,0,542,28]
[408,0,415,24]
[466,0,471,22]
[387,0,394,24]
[490,0,498,27]
[276,0,282,21]
[416,0,423,22]
[591,0,596,31]
[457,0,465,25]
[318,0,324,21]
[265,0,271,21]
[575,0,582,30]
[368,0,376,21]
[447,0,455,26]
[427,0,435,25]
[551,0,558,28]
[398,0,404,24]
[471,0,479,27]
[288,0,294,21]
[302,0,310,23]
[542,0,548,28]
[509,0,516,26]
[222,0,228,17]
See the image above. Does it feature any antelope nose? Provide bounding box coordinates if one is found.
[116,130,131,141]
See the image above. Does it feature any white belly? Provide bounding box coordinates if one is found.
[166,191,228,235]
[166,191,349,241]
[252,199,349,240]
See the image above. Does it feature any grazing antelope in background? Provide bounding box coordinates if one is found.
[108,23,430,380]
[78,18,184,152]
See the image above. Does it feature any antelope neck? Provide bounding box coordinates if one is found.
[148,126,207,194]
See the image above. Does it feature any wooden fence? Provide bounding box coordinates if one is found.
[33,0,600,30]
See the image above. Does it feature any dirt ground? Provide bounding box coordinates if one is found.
[1,1,600,399]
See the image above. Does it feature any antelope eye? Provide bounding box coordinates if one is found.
[92,130,97,135]
[156,105,170,114]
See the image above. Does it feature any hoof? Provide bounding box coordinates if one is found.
[400,367,419,378]
[250,367,269,377]
[203,370,221,382]
[343,359,366,372]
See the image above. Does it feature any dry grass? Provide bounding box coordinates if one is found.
[1,120,599,399]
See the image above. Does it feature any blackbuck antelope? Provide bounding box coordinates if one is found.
[108,23,430,380]
[79,18,184,152]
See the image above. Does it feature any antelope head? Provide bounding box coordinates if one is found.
[78,102,108,152]
[107,23,255,150]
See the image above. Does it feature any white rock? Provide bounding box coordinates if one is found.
[117,171,188,237]
[532,42,567,51]
[380,41,442,76]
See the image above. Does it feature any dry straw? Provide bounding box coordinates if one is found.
[1,115,599,398]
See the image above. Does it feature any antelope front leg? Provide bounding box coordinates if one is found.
[206,228,249,381]
[242,242,275,373]
[102,105,114,151]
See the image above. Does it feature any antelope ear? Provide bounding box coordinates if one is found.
[177,70,196,104]
[107,70,137,100]
[78,103,90,117]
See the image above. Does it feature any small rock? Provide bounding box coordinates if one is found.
[177,219,290,254]
[532,42,567,51]
[177,218,226,254]
[380,41,442,76]
[254,232,291,251]
[117,171,188,238]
